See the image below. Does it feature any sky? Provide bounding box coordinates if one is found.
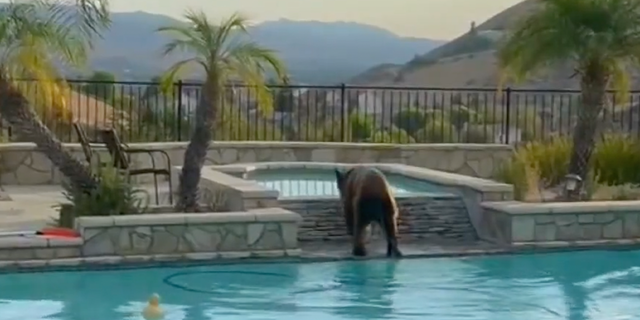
[109,0,523,40]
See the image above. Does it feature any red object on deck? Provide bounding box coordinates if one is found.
[37,228,80,238]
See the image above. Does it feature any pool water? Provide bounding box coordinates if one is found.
[247,169,446,198]
[2,250,640,320]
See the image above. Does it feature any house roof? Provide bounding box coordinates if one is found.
[64,90,129,128]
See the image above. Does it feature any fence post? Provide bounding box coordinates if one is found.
[504,87,512,144]
[339,83,347,142]
[176,80,184,141]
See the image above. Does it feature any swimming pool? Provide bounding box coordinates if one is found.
[246,168,446,198]
[1,250,639,320]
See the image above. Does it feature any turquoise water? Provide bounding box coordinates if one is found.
[247,169,446,198]
[1,250,640,319]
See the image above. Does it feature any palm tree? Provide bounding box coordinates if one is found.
[0,0,110,191]
[158,10,288,211]
[497,0,640,199]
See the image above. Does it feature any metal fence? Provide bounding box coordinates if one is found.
[4,79,640,144]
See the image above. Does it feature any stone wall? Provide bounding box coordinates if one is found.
[282,194,477,242]
[0,142,512,185]
[481,201,640,244]
[76,208,302,258]
[0,237,81,261]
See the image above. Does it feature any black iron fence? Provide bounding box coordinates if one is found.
[3,79,640,144]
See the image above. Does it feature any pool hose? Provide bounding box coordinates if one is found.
[162,271,342,295]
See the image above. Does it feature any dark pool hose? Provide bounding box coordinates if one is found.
[163,271,342,295]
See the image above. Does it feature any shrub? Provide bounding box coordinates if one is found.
[448,106,477,130]
[461,124,493,143]
[59,166,149,218]
[370,127,414,143]
[493,151,541,201]
[215,116,283,141]
[593,134,640,185]
[477,105,543,141]
[393,109,428,135]
[495,135,640,201]
[520,137,572,187]
[413,120,459,143]
[349,113,376,141]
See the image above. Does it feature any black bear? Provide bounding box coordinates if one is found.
[335,166,402,257]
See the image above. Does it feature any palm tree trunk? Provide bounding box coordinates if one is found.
[0,74,97,192]
[567,67,608,201]
[176,81,217,212]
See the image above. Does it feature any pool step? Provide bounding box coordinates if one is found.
[281,195,478,242]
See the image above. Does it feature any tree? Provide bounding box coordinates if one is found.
[158,11,288,211]
[82,70,115,102]
[497,0,640,199]
[0,0,110,192]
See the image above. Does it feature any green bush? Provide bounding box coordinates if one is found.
[520,136,572,186]
[59,166,149,217]
[393,109,428,135]
[494,135,640,200]
[370,127,414,143]
[461,125,493,143]
[448,106,478,130]
[215,115,283,141]
[593,134,640,185]
[493,151,540,201]
[413,120,459,143]
[349,113,376,141]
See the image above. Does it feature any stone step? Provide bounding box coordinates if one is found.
[283,195,478,242]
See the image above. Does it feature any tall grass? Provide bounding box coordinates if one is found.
[495,134,640,201]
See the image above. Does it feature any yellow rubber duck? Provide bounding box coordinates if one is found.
[142,293,164,320]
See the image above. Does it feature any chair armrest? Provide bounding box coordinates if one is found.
[123,148,172,171]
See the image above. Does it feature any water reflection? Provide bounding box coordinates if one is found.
[464,250,640,320]
[330,260,399,319]
[115,302,187,320]
[0,300,63,320]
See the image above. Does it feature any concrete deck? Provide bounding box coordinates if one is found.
[0,183,172,232]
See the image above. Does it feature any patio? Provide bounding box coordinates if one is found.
[0,182,172,232]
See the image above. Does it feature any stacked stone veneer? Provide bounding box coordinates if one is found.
[200,162,515,243]
[281,194,477,242]
[0,142,512,185]
[481,201,640,244]
[0,208,302,265]
[76,208,301,257]
[0,237,82,261]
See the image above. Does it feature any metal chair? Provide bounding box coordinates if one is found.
[73,122,107,172]
[99,128,173,205]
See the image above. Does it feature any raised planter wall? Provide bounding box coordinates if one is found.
[75,208,302,258]
[481,201,640,244]
[0,142,512,185]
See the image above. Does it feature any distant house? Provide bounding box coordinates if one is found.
[3,87,130,142]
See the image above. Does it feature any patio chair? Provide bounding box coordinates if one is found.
[73,122,107,172]
[99,128,173,205]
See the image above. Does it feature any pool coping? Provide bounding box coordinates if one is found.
[2,239,640,274]
[209,162,513,194]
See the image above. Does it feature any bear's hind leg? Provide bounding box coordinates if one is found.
[352,199,370,257]
[381,201,402,258]
[352,221,368,256]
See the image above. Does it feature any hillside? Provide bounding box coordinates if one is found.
[82,12,445,84]
[351,0,588,88]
